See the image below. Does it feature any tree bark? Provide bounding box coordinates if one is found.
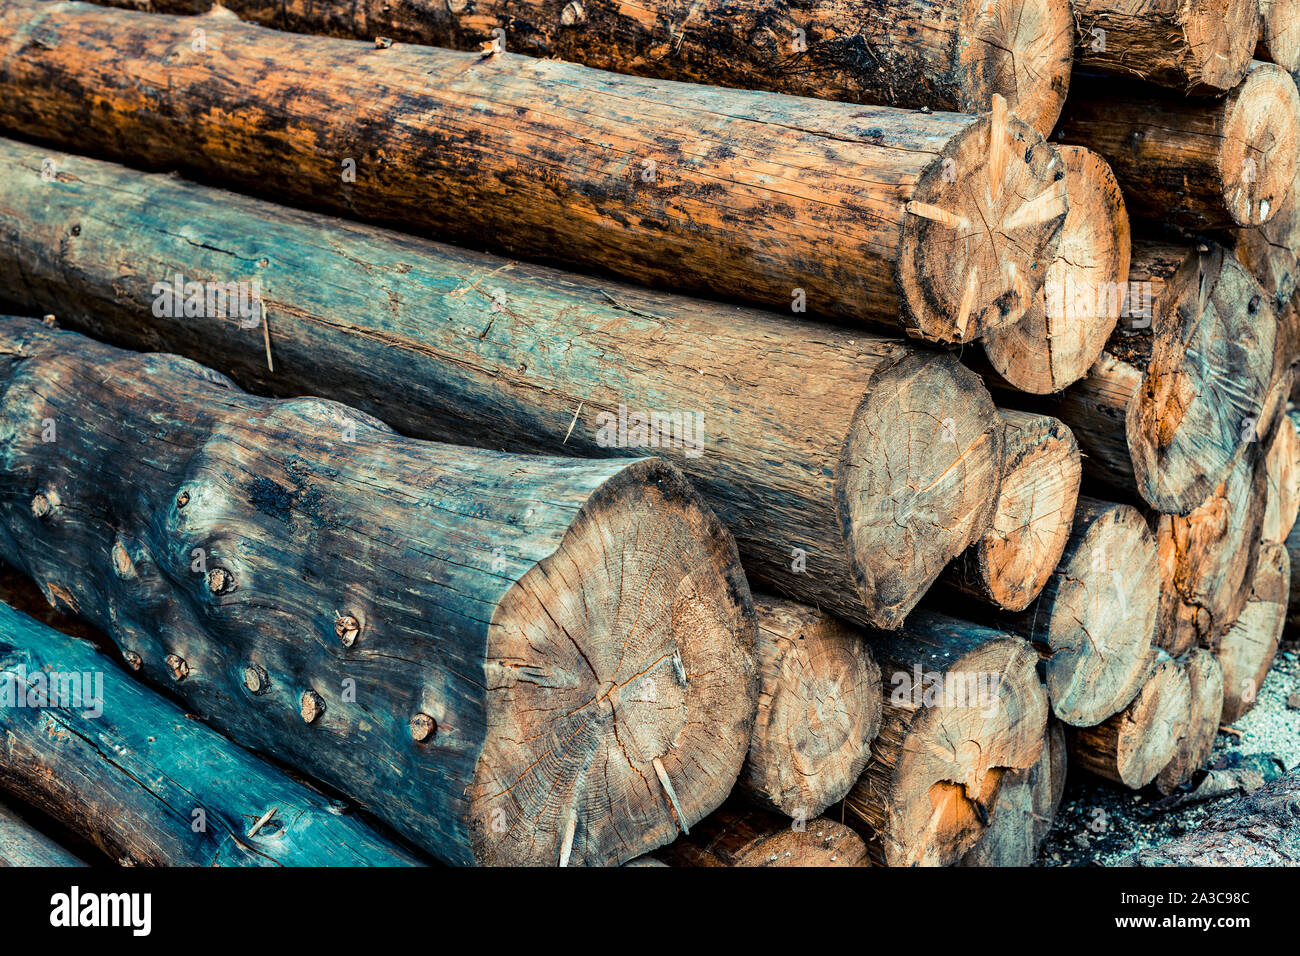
[0,799,85,867]
[0,137,1006,632]
[958,719,1066,866]
[1154,649,1224,794]
[1256,0,1300,73]
[1127,769,1300,865]
[1218,541,1290,723]
[0,0,1069,345]
[0,318,758,867]
[736,598,882,819]
[1069,0,1260,93]
[940,410,1081,612]
[843,612,1047,866]
[0,601,423,866]
[981,145,1131,394]
[656,805,868,866]
[1057,62,1300,230]
[1067,650,1191,789]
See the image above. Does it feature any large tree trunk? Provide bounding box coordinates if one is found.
[843,612,1047,866]
[1067,651,1191,789]
[1256,0,1300,73]
[1217,541,1290,723]
[1069,0,1260,93]
[656,806,868,866]
[1056,62,1300,230]
[98,0,1077,136]
[0,137,1005,632]
[0,0,1069,345]
[1154,649,1224,794]
[981,146,1131,394]
[0,318,757,867]
[1127,769,1300,865]
[736,598,881,819]
[939,410,1081,612]
[0,601,422,866]
[0,800,85,867]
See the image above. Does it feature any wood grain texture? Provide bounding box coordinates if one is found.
[0,798,86,866]
[0,318,757,867]
[657,805,868,866]
[1262,406,1300,544]
[1218,541,1289,723]
[0,601,422,866]
[1256,0,1300,73]
[0,0,1068,343]
[1153,648,1223,794]
[0,137,1006,630]
[1232,167,1300,318]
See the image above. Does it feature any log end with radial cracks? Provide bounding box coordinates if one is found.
[1218,541,1289,724]
[954,0,1074,136]
[837,351,1005,630]
[1126,244,1277,515]
[1257,0,1300,74]
[469,458,757,867]
[982,145,1130,394]
[1182,0,1263,91]
[898,94,1067,343]
[1218,61,1300,228]
[1155,649,1224,794]
[657,806,869,867]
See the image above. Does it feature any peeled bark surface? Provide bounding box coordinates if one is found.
[1155,446,1269,656]
[0,799,85,867]
[1233,168,1300,317]
[844,611,1047,866]
[1262,408,1300,544]
[958,719,1066,866]
[1069,0,1259,93]
[1154,649,1224,794]
[1256,0,1300,73]
[1057,62,1300,230]
[107,0,1076,136]
[657,806,868,866]
[1128,769,1300,866]
[737,598,882,819]
[0,138,1005,631]
[1218,541,1290,723]
[1000,497,1160,727]
[1067,651,1191,789]
[0,602,422,866]
[0,318,757,867]
[0,1,1069,345]
[940,410,1080,612]
[981,145,1131,393]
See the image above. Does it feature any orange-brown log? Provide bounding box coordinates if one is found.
[1154,649,1224,794]
[1218,541,1290,723]
[656,806,868,866]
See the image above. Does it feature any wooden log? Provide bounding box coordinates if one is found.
[1262,407,1300,544]
[1153,649,1224,794]
[1155,446,1269,656]
[1069,0,1260,93]
[116,0,1077,136]
[0,137,1006,632]
[981,146,1131,393]
[1232,168,1300,317]
[843,612,1047,867]
[0,800,86,867]
[999,497,1161,727]
[0,1,1069,345]
[958,719,1066,867]
[940,411,1081,612]
[1128,768,1300,865]
[1218,541,1290,723]
[0,318,757,867]
[1256,0,1300,73]
[657,806,868,867]
[0,602,423,866]
[1056,62,1300,230]
[736,598,882,819]
[1066,650,1191,789]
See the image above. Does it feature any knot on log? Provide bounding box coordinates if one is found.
[206,566,236,595]
[122,649,142,671]
[300,690,326,724]
[334,612,360,647]
[244,664,269,695]
[165,654,189,682]
[410,713,437,742]
[30,489,58,519]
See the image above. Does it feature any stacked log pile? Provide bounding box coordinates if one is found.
[0,0,1295,867]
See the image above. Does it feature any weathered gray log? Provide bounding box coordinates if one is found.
[0,0,1069,345]
[657,805,869,866]
[0,137,1006,632]
[736,598,881,819]
[958,719,1066,867]
[0,799,86,867]
[1127,769,1300,866]
[1218,541,1290,723]
[0,601,422,866]
[844,612,1047,866]
[1154,649,1224,794]
[0,318,757,867]
[1056,62,1300,230]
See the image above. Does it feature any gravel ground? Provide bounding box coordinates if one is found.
[1038,638,1300,866]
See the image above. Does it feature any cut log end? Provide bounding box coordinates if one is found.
[469,458,756,867]
[658,807,869,867]
[1262,409,1300,544]
[1219,62,1300,228]
[1257,0,1300,74]
[840,352,1004,629]
[954,0,1075,135]
[1234,168,1300,315]
[899,103,1066,343]
[1154,649,1225,794]
[1183,0,1263,91]
[1218,541,1290,724]
[982,146,1130,394]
